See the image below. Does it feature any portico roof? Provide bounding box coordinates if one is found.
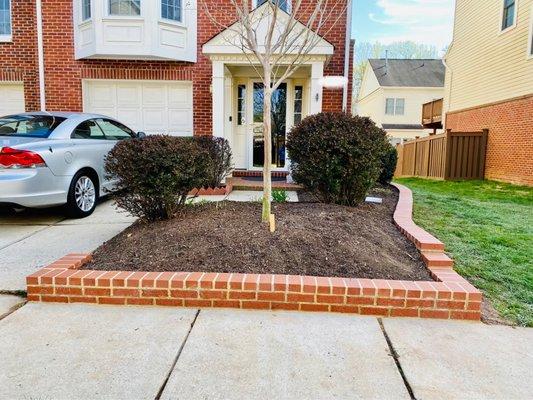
[202,3,334,57]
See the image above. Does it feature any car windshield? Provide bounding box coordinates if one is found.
[0,115,67,138]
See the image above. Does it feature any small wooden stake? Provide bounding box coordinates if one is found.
[269,214,276,233]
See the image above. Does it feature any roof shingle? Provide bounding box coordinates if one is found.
[368,59,445,88]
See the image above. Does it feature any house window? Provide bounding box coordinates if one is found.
[0,0,11,37]
[237,84,246,125]
[162,0,181,22]
[385,98,405,115]
[82,0,91,21]
[501,0,516,31]
[109,0,141,16]
[294,85,303,125]
[256,0,290,13]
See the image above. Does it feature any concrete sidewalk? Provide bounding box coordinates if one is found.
[0,200,135,292]
[1,303,531,400]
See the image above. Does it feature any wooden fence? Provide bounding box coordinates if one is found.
[394,129,488,180]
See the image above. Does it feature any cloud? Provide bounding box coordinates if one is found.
[368,0,455,50]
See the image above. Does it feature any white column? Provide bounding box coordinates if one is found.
[212,60,225,138]
[310,61,324,115]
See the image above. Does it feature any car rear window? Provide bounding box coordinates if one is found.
[0,115,67,138]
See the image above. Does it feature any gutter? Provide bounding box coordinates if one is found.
[342,0,353,113]
[36,0,46,111]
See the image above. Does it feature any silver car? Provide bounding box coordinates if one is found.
[0,112,143,218]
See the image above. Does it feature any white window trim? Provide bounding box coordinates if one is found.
[0,0,12,43]
[253,0,292,13]
[499,0,518,35]
[526,4,533,60]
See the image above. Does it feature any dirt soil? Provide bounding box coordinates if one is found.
[84,185,432,281]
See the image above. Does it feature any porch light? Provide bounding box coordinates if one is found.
[319,76,348,89]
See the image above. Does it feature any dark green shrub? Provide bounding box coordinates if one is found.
[195,136,233,188]
[286,112,388,206]
[378,143,398,184]
[105,135,210,221]
[272,189,289,203]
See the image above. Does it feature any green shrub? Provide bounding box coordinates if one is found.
[378,143,398,184]
[195,136,233,188]
[272,189,289,203]
[105,135,210,221]
[286,112,388,206]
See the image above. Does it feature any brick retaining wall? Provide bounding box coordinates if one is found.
[26,184,482,320]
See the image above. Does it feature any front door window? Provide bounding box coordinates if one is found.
[252,82,287,169]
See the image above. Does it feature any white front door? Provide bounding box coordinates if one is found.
[248,80,289,171]
[83,80,193,136]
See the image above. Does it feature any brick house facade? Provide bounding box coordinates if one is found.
[446,95,533,186]
[0,1,354,171]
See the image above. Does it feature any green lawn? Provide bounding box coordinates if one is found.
[395,178,533,327]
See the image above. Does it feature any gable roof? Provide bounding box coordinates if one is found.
[368,59,445,88]
[202,3,334,56]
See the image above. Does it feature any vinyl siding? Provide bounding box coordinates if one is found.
[444,0,533,113]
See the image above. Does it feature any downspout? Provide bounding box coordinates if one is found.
[342,0,353,112]
[36,0,46,111]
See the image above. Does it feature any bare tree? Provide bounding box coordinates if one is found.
[201,0,348,228]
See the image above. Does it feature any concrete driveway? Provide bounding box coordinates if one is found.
[0,200,135,292]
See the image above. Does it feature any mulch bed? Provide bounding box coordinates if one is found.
[84,185,432,281]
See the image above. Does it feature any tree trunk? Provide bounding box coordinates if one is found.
[262,81,272,223]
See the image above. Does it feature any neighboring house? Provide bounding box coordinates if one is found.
[356,59,445,143]
[443,0,533,186]
[0,0,354,173]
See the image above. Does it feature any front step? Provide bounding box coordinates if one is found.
[227,177,302,191]
[232,170,289,178]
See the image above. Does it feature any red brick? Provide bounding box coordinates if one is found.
[56,287,83,296]
[360,307,389,316]
[170,290,198,298]
[406,299,434,308]
[287,293,315,303]
[41,295,69,303]
[213,300,241,309]
[155,272,177,289]
[377,298,405,307]
[346,296,375,305]
[300,303,329,312]
[214,273,231,290]
[330,305,359,314]
[316,294,345,304]
[99,297,126,305]
[141,289,169,298]
[344,279,361,296]
[420,309,450,319]
[229,273,245,290]
[242,301,270,310]
[27,286,54,295]
[84,288,111,296]
[271,302,299,310]
[436,300,465,310]
[69,296,97,304]
[113,288,140,297]
[450,310,481,320]
[390,308,419,317]
[127,298,154,306]
[184,299,212,307]
[229,291,256,300]
[257,292,285,302]
[199,290,227,300]
[258,274,273,291]
[156,298,184,307]
[315,277,331,294]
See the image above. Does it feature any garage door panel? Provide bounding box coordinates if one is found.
[143,85,166,107]
[168,85,192,108]
[83,80,193,136]
[116,85,141,106]
[168,109,192,134]
[116,109,142,132]
[88,84,116,108]
[0,83,25,116]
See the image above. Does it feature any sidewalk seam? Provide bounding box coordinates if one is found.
[154,308,201,400]
[378,318,417,400]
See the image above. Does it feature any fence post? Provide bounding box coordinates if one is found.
[444,129,452,180]
[412,138,418,175]
[424,138,431,177]
[478,129,489,179]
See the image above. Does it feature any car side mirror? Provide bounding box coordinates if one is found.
[136,132,147,139]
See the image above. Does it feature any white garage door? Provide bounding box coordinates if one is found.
[83,80,193,136]
[0,83,25,117]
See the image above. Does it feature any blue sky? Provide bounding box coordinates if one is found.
[351,0,456,52]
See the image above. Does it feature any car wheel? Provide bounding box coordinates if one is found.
[66,172,98,218]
